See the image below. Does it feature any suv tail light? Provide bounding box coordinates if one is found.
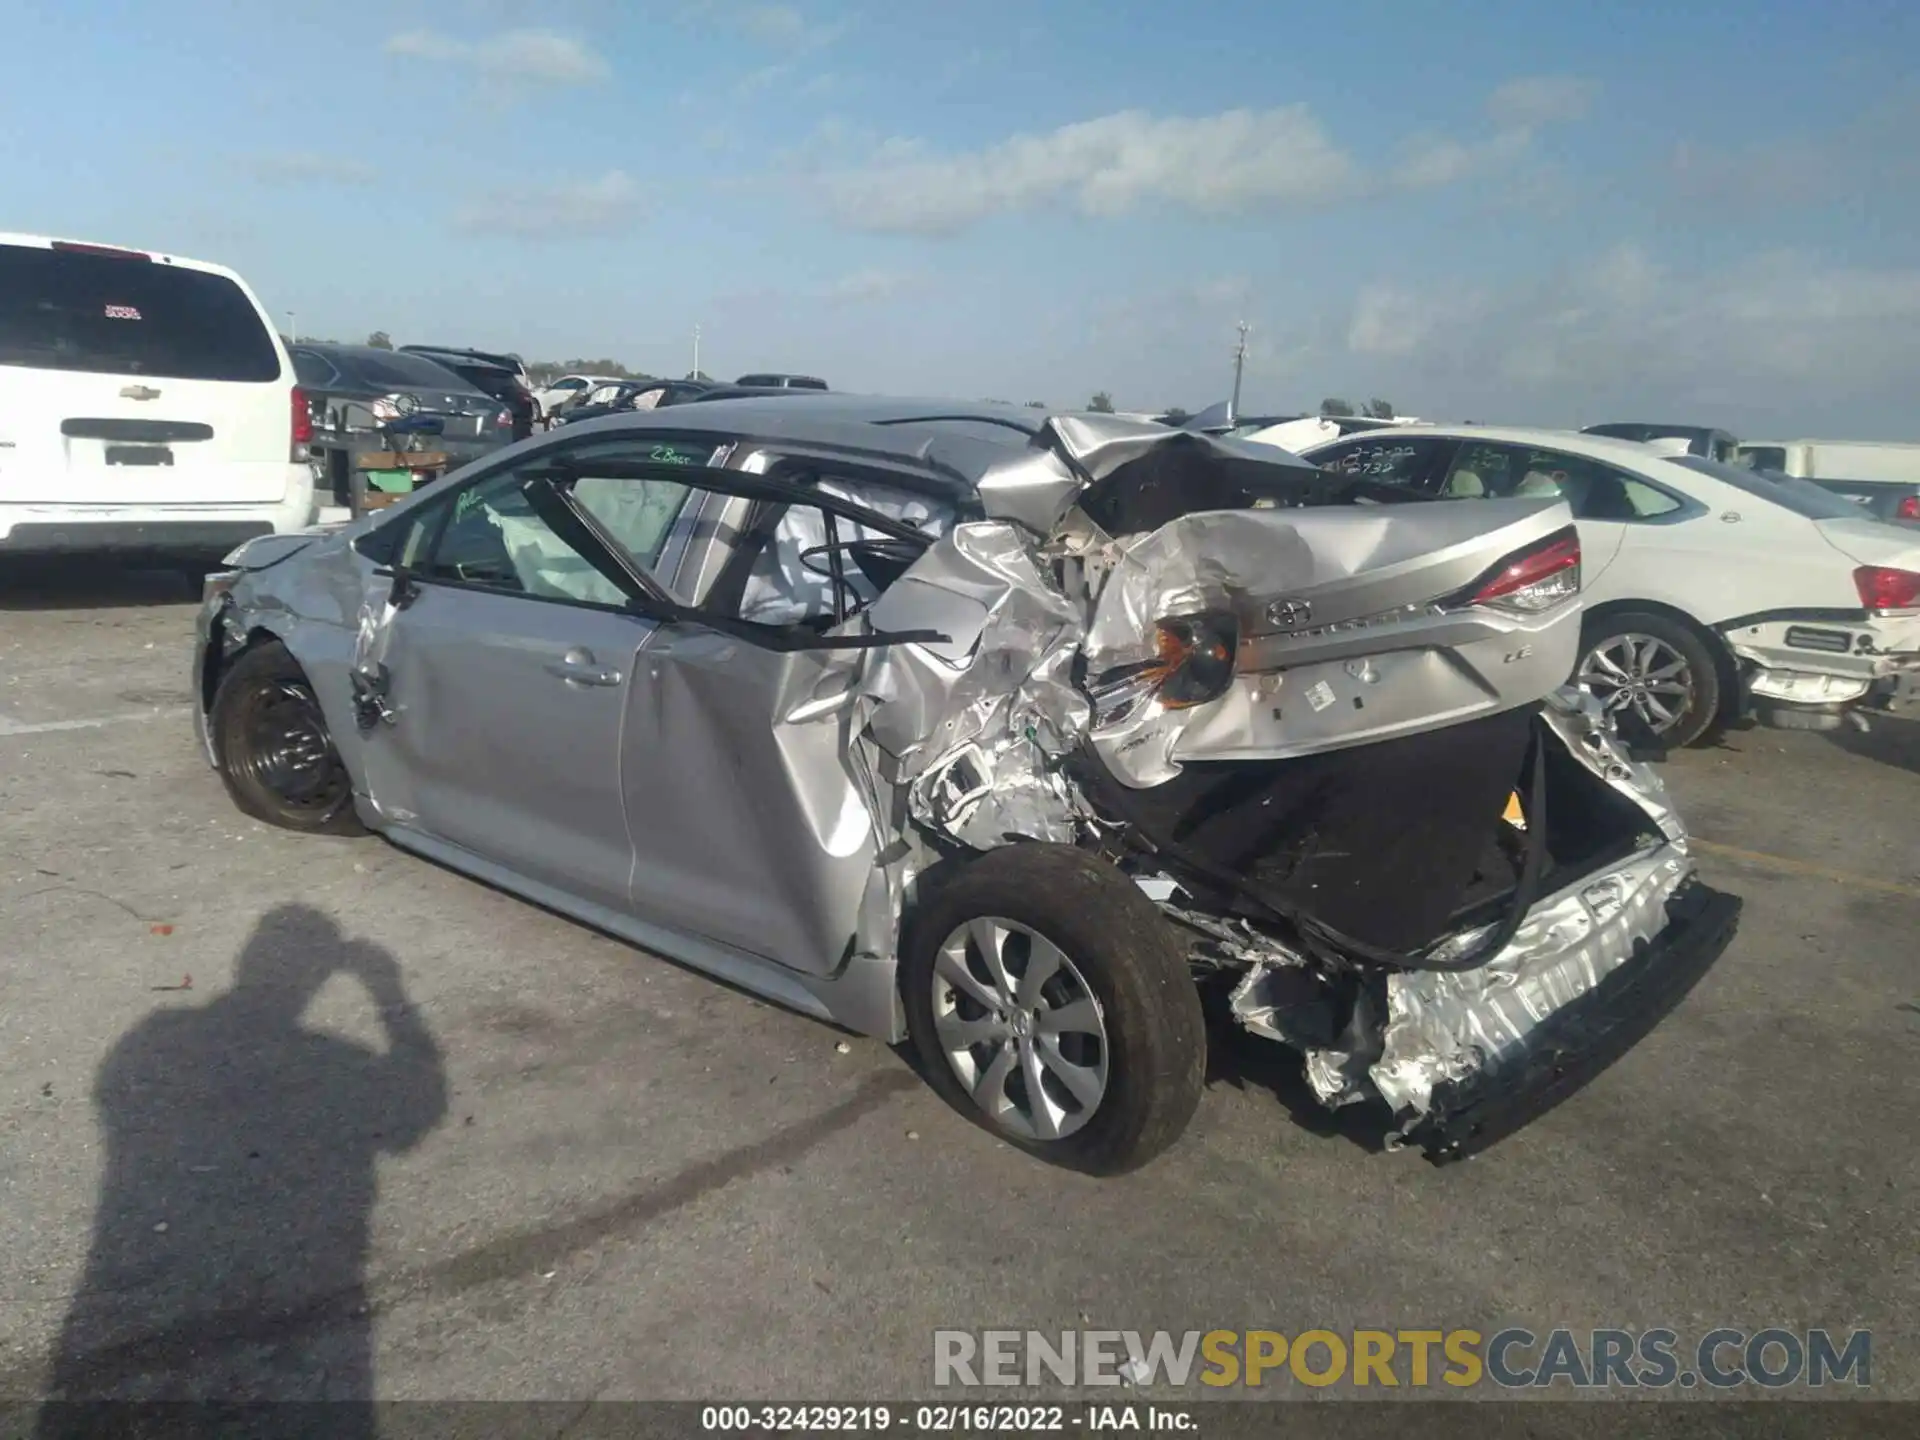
[290,385,313,458]
[1854,565,1920,612]
[1461,525,1582,613]
[1897,494,1920,521]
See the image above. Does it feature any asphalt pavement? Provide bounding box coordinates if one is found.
[1,562,1915,1405]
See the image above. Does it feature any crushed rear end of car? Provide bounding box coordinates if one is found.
[847,418,1741,1158]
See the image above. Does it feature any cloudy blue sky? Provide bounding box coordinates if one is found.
[5,0,1916,433]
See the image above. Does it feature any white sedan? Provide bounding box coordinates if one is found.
[530,373,623,421]
[1298,425,1920,746]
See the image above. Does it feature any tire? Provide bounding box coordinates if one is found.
[901,844,1205,1175]
[1577,610,1725,749]
[210,640,364,835]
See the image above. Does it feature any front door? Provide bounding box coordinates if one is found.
[353,452,695,912]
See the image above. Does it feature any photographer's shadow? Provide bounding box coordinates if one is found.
[41,905,446,1421]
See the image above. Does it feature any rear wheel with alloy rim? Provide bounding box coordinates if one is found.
[902,844,1205,1174]
[1577,611,1723,748]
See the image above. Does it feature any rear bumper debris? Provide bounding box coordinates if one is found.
[1398,876,1740,1162]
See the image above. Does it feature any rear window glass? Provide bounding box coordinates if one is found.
[0,244,281,382]
[1736,446,1789,473]
[1670,456,1866,520]
[339,350,475,391]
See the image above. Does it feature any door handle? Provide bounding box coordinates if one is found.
[544,647,624,688]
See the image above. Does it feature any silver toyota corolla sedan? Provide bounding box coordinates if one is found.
[191,397,1741,1173]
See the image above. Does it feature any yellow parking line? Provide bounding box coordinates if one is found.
[1691,838,1919,898]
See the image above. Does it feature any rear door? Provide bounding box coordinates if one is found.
[0,240,294,505]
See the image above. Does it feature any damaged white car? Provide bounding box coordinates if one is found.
[192,398,1742,1173]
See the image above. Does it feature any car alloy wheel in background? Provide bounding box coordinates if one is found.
[1580,632,1697,736]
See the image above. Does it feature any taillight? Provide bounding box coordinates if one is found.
[1897,495,1920,521]
[289,385,313,456]
[1148,612,1240,708]
[1854,565,1920,612]
[1463,525,1582,613]
[1089,610,1240,726]
[493,407,512,428]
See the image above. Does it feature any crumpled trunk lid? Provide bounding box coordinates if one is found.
[1071,498,1583,785]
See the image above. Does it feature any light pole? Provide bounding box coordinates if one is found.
[692,323,701,379]
[286,311,297,344]
[1229,320,1249,424]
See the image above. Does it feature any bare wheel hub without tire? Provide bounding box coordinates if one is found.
[930,917,1109,1142]
[1579,633,1695,734]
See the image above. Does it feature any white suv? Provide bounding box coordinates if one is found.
[0,234,315,569]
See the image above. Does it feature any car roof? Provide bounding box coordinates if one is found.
[547,395,1092,487]
[1582,421,1737,442]
[1301,423,1685,467]
[295,342,485,388]
[0,231,246,283]
[402,344,519,370]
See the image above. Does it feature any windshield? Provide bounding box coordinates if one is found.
[0,244,281,382]
[1670,456,1867,521]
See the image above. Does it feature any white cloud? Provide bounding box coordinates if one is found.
[1485,75,1599,128]
[1334,245,1920,431]
[240,152,376,186]
[1666,102,1920,211]
[455,171,641,239]
[819,106,1358,236]
[817,269,919,304]
[741,4,807,43]
[382,28,608,88]
[693,1,847,50]
[1391,126,1533,189]
[809,78,1594,235]
[1347,283,1459,357]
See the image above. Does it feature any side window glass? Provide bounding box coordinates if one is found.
[1317,438,1436,486]
[1612,474,1684,518]
[734,475,952,626]
[395,500,447,568]
[1439,442,1518,499]
[1451,446,1684,520]
[415,462,672,607]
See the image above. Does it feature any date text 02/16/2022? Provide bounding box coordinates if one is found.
[700,1405,1193,1432]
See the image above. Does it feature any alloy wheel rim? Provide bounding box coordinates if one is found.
[930,917,1109,1142]
[1579,633,1695,734]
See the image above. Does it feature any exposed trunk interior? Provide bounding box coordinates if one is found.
[1082,706,1661,960]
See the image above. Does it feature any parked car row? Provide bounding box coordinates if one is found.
[537,372,832,427]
